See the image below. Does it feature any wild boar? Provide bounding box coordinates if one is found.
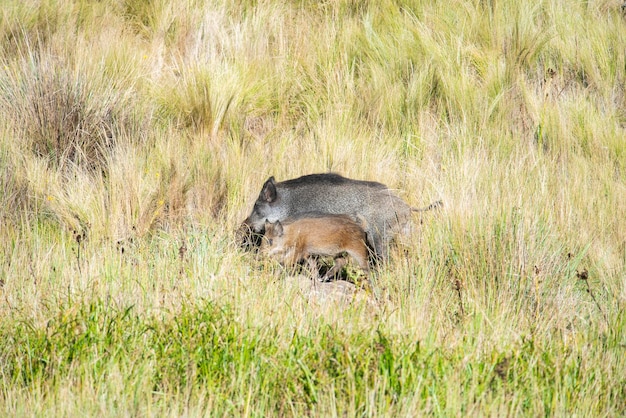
[240,173,424,259]
[260,214,370,282]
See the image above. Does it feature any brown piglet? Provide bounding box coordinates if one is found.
[261,214,370,282]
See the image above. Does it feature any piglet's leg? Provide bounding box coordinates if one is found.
[321,256,347,282]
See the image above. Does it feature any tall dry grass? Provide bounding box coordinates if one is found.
[0,0,625,416]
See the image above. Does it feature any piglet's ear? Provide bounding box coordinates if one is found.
[260,176,277,203]
[275,220,284,236]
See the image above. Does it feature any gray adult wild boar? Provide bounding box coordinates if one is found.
[240,173,434,259]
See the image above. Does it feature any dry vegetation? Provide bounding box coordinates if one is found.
[1,0,625,416]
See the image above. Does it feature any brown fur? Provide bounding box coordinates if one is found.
[261,214,370,282]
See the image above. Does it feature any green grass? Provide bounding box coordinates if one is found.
[2,296,624,416]
[1,0,625,416]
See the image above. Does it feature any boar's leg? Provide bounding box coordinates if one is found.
[368,230,387,263]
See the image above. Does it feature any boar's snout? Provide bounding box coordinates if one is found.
[236,220,264,250]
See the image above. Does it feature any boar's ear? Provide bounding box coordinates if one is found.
[260,176,277,203]
[275,220,284,236]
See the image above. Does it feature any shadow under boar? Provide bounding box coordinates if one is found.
[239,173,435,259]
[261,214,370,282]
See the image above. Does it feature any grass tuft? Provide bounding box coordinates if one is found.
[0,50,141,173]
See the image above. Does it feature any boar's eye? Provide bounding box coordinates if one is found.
[268,238,273,245]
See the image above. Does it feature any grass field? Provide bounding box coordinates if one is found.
[1,0,625,416]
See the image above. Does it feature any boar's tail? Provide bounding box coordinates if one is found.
[411,200,443,213]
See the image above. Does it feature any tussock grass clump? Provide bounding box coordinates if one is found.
[0,50,142,173]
